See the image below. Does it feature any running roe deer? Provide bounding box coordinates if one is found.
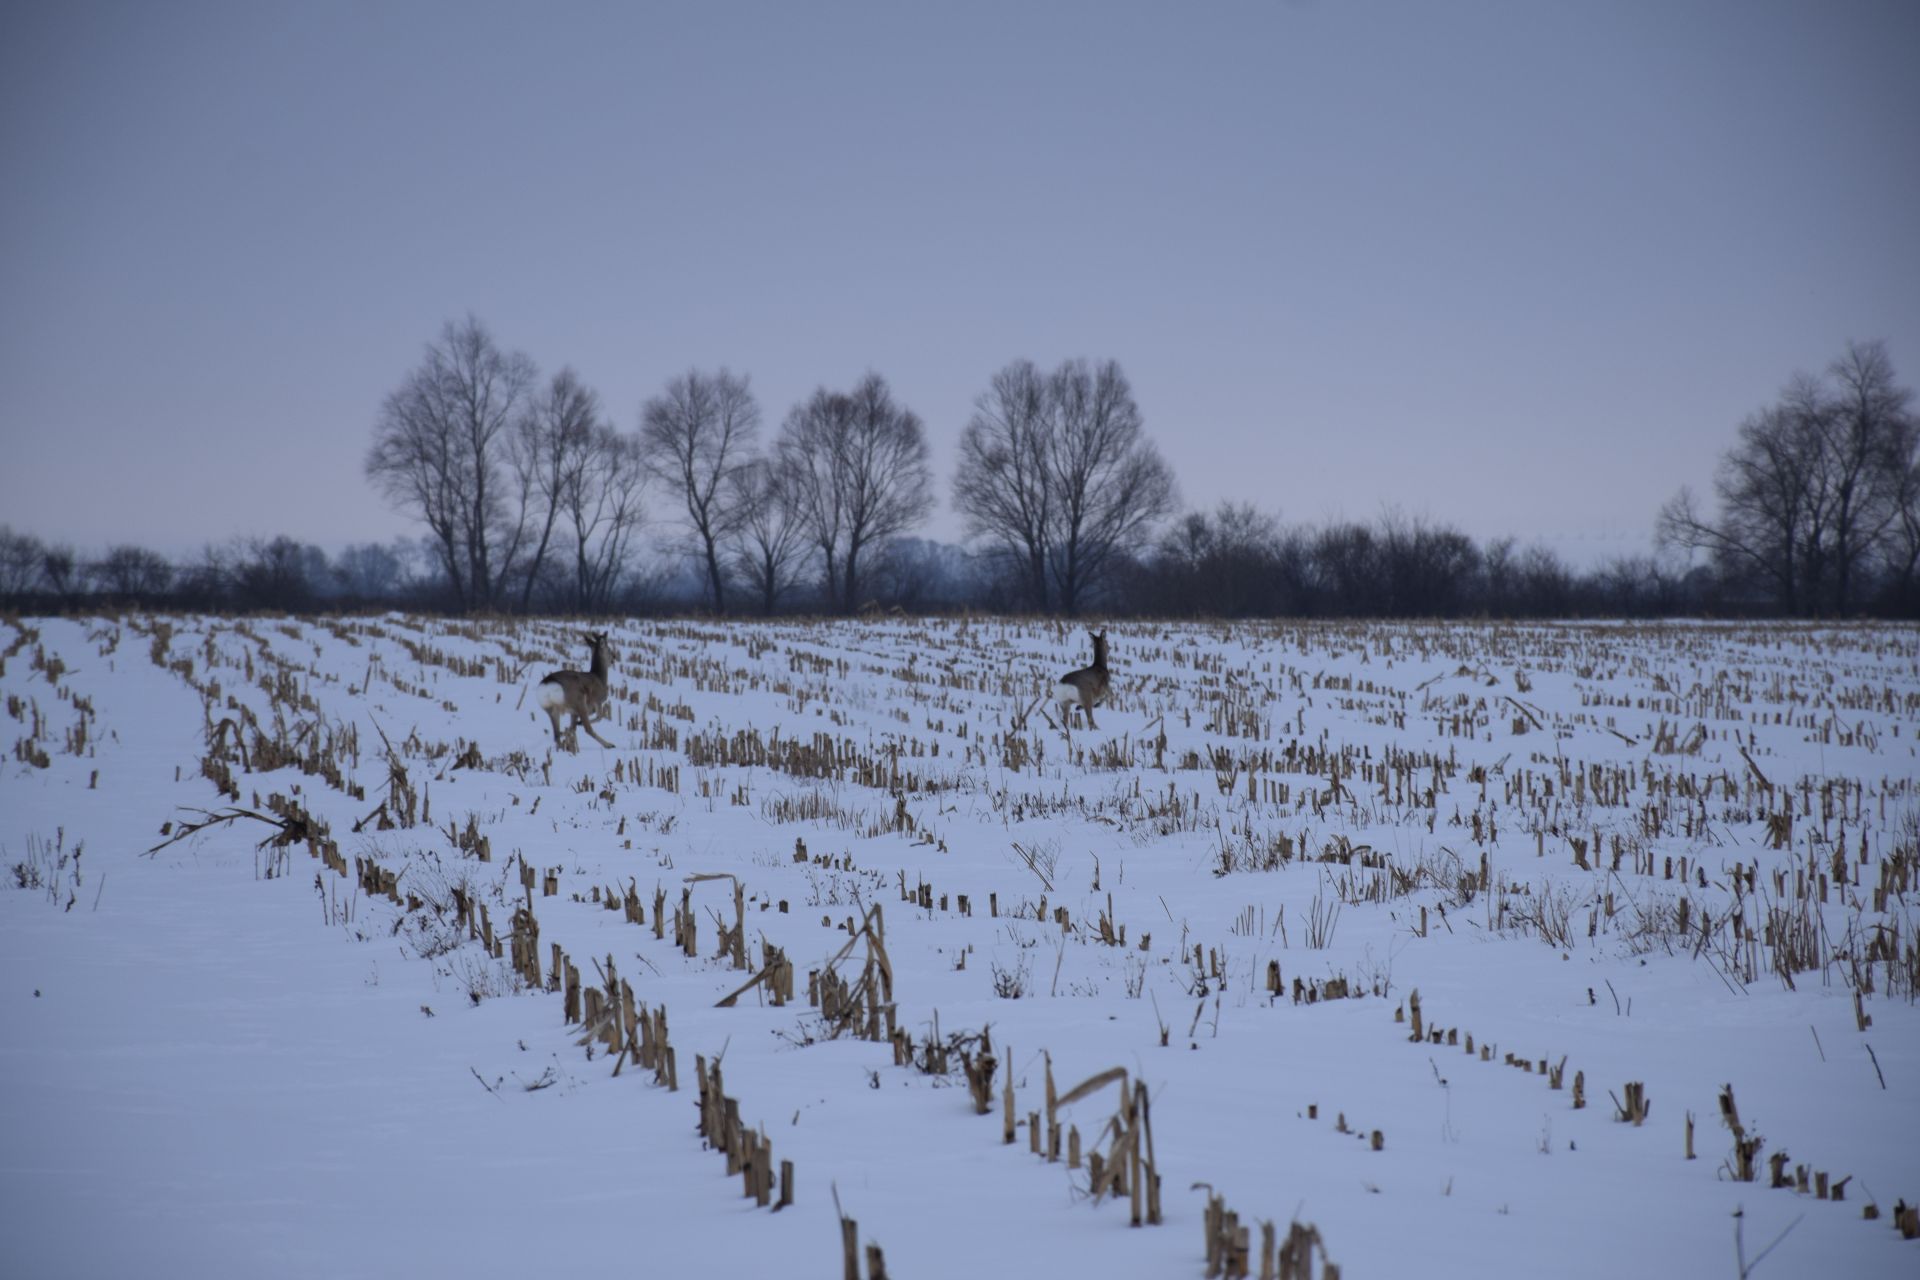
[537,632,616,750]
[1054,630,1110,729]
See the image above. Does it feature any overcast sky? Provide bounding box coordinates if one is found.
[3,0,1916,567]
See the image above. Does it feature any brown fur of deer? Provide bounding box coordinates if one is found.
[1054,631,1110,729]
[537,632,616,750]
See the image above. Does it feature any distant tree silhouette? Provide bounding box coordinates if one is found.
[953,360,1053,609]
[727,457,808,615]
[1661,340,1915,615]
[778,373,932,613]
[1886,445,1920,612]
[1043,360,1176,616]
[333,542,411,602]
[1377,512,1480,616]
[641,368,759,613]
[90,544,174,599]
[366,316,538,611]
[516,368,605,612]
[231,536,323,611]
[1822,342,1916,612]
[0,526,46,602]
[953,358,1175,615]
[558,425,647,613]
[39,542,79,603]
[1149,502,1289,617]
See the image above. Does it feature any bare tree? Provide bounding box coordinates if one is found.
[0,526,45,601]
[1589,554,1688,615]
[1308,521,1383,615]
[232,536,324,611]
[778,373,933,613]
[333,541,411,602]
[870,537,980,611]
[1887,447,1920,610]
[840,374,934,612]
[558,426,647,612]
[91,544,174,598]
[1820,340,1914,612]
[516,368,604,612]
[1480,536,1521,614]
[1659,401,1823,612]
[1149,501,1287,616]
[1660,343,1914,615]
[1044,359,1176,615]
[953,358,1176,615]
[1474,540,1574,617]
[640,368,760,613]
[1512,545,1574,614]
[39,542,79,601]
[778,388,849,607]
[727,456,809,615]
[953,359,1053,610]
[173,543,232,608]
[1377,511,1480,615]
[366,317,538,611]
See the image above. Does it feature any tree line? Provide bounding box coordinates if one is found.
[358,317,1178,618]
[6,324,1913,618]
[0,529,426,613]
[0,511,1727,619]
[1658,340,1919,617]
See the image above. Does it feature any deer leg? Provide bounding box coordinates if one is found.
[575,711,615,749]
[546,706,567,748]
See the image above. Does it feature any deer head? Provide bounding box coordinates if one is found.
[586,631,614,675]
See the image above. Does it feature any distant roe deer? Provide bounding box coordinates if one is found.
[1054,630,1110,729]
[537,631,616,750]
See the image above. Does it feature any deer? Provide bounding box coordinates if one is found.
[536,631,616,751]
[1053,630,1110,730]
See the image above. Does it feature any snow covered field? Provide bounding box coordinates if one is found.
[3,613,1917,1279]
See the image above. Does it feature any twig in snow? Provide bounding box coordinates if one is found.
[1732,1206,1801,1279]
[144,806,310,857]
[516,1066,559,1092]
[1736,746,1772,791]
[1011,842,1054,892]
[1698,947,1746,996]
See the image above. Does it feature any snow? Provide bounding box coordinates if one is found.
[2,614,1916,1278]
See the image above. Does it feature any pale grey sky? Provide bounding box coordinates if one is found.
[3,0,1916,566]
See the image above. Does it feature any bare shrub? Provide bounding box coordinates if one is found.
[991,954,1031,999]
